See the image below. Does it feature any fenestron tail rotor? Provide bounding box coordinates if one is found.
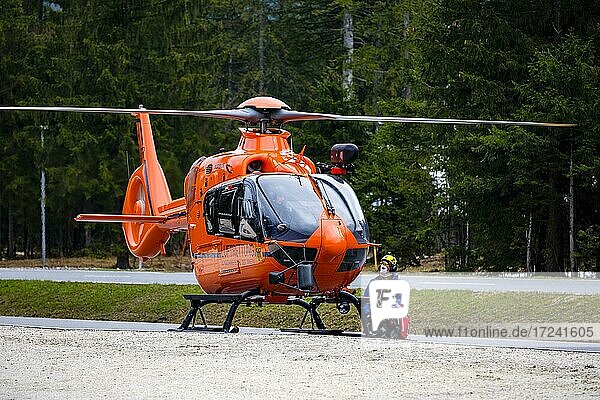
[0,96,576,128]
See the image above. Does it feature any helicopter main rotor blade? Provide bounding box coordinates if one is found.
[270,109,576,128]
[0,106,264,124]
[0,105,576,128]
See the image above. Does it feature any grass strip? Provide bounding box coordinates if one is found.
[1,280,598,333]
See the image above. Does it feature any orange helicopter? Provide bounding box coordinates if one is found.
[0,97,574,333]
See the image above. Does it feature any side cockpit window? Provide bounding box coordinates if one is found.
[203,180,263,242]
[217,185,238,235]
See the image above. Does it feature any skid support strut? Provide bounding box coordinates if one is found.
[177,289,261,333]
[280,290,362,337]
[288,298,326,330]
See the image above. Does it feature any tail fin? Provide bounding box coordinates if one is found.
[121,112,174,258]
[132,112,172,213]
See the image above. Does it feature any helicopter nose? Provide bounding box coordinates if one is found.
[316,219,347,264]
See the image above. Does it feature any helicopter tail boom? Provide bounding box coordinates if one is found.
[119,113,177,258]
[72,112,185,259]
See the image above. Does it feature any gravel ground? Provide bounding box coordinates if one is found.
[1,326,598,399]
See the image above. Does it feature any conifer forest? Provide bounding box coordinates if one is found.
[1,0,599,272]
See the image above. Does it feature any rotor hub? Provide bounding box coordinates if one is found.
[238,96,290,111]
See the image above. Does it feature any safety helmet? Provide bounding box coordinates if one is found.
[380,255,398,274]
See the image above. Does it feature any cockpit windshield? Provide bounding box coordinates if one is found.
[312,174,369,243]
[215,174,369,244]
[256,175,323,241]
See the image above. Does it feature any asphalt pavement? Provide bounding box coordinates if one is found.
[1,268,600,294]
[1,316,598,353]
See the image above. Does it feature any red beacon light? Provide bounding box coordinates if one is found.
[330,143,359,175]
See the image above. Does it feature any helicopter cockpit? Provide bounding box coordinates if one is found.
[202,173,369,245]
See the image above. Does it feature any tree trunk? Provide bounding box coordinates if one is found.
[464,220,469,269]
[0,205,2,258]
[8,203,15,259]
[116,252,131,269]
[544,170,564,272]
[526,211,533,273]
[227,50,234,106]
[24,222,29,258]
[402,11,412,99]
[568,139,575,273]
[342,9,354,100]
[59,224,64,258]
[85,225,92,247]
[258,8,266,93]
[553,0,562,37]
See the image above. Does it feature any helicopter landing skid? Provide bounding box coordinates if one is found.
[175,290,261,333]
[279,328,362,337]
[175,290,362,335]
